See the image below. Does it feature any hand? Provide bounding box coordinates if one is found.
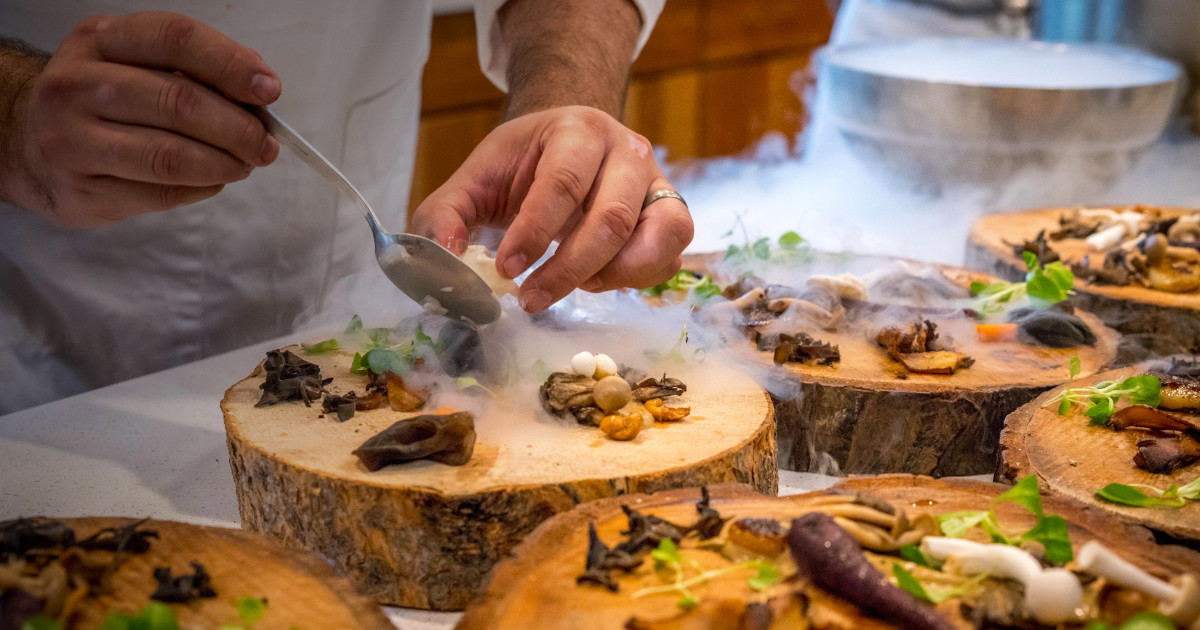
[411,106,693,313]
[6,11,280,227]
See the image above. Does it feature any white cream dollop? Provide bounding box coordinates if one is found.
[460,244,519,298]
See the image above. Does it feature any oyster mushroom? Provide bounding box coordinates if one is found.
[1169,214,1200,244]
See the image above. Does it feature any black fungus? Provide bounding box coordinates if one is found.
[77,518,158,554]
[256,349,329,407]
[150,562,217,603]
[1009,230,1061,266]
[321,392,359,422]
[0,518,75,559]
[1007,305,1096,348]
[0,588,44,630]
[1134,435,1200,474]
[576,523,643,592]
[353,412,476,470]
[438,321,485,377]
[614,505,688,555]
[693,487,727,540]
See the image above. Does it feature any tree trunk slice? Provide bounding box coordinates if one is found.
[682,252,1119,476]
[966,206,1200,365]
[998,363,1200,542]
[456,476,1200,630]
[40,517,390,630]
[222,349,776,611]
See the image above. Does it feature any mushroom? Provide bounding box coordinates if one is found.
[1145,233,1169,267]
[1077,541,1200,627]
[922,537,1082,625]
[1169,214,1200,244]
[593,375,633,412]
[807,273,867,301]
[353,411,476,470]
[1087,223,1131,252]
[594,354,619,379]
[600,412,642,440]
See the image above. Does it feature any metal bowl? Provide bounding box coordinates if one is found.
[821,38,1181,187]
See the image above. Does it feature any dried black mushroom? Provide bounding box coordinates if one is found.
[630,375,687,403]
[151,561,217,603]
[1134,434,1200,474]
[1165,357,1200,379]
[76,518,158,554]
[614,505,688,555]
[438,320,485,377]
[354,411,476,470]
[755,331,840,366]
[1006,305,1096,348]
[576,523,643,592]
[1008,230,1060,266]
[693,487,727,540]
[256,349,329,408]
[0,518,75,559]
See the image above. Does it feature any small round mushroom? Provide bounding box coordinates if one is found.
[593,375,632,412]
[570,351,597,377]
[600,412,642,440]
[594,354,619,379]
[1144,233,1169,267]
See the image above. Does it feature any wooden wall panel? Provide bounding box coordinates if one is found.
[408,0,834,221]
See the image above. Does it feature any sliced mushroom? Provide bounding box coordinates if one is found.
[353,411,476,470]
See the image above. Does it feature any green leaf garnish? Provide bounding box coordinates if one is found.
[1048,373,1161,424]
[778,231,804,249]
[363,347,414,376]
[939,475,1073,563]
[972,258,1074,315]
[456,376,494,396]
[1095,480,1195,508]
[996,474,1043,517]
[1021,515,1073,564]
[899,544,932,568]
[1023,250,1039,270]
[130,602,180,630]
[349,352,368,376]
[301,339,339,355]
[650,538,683,566]
[344,314,363,335]
[236,596,268,626]
[893,564,933,602]
[1068,355,1081,380]
[1087,611,1177,630]
[747,560,780,591]
[642,270,724,303]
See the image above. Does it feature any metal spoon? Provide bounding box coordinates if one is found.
[252,106,501,325]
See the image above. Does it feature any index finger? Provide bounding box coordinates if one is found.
[88,11,280,105]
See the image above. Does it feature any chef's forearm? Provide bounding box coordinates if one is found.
[498,0,642,121]
[0,37,48,207]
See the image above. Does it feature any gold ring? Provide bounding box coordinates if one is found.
[642,188,686,210]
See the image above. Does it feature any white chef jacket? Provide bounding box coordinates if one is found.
[0,0,663,414]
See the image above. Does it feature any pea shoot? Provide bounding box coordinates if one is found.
[1045,358,1161,425]
[970,251,1074,316]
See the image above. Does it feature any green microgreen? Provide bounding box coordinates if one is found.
[936,475,1073,564]
[1095,476,1200,509]
[1045,372,1161,425]
[721,214,812,265]
[970,253,1074,316]
[642,270,724,303]
[1086,611,1177,630]
[892,565,988,604]
[645,318,705,365]
[633,539,780,608]
[455,376,495,396]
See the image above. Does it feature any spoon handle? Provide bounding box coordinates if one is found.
[250,105,384,234]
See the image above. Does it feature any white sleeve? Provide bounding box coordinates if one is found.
[473,0,666,93]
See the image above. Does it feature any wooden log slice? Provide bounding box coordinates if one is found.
[967,206,1200,365]
[456,476,1200,630]
[682,252,1119,476]
[222,349,776,611]
[23,517,390,630]
[999,363,1200,542]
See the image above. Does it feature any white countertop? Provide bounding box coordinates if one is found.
[0,333,841,629]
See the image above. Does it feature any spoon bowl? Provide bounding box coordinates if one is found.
[253,106,502,325]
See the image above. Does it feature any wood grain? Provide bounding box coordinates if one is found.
[456,476,1200,630]
[999,363,1200,542]
[966,206,1200,365]
[36,517,390,630]
[222,348,777,610]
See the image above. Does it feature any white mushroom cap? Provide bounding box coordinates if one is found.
[922,537,1081,625]
[594,354,618,379]
[1078,541,1200,627]
[1025,568,1083,625]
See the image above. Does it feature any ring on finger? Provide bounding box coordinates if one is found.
[642,188,686,210]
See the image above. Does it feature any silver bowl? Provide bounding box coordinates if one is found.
[821,38,1182,188]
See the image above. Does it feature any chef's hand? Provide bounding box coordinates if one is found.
[411,106,693,313]
[1,11,280,227]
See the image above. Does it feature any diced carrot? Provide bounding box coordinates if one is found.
[976,323,1018,342]
[432,406,456,415]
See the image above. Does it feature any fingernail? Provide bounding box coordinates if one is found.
[519,288,551,313]
[581,278,602,292]
[502,253,528,279]
[260,135,279,164]
[251,73,281,103]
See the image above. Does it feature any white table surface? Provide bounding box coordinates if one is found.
[0,333,842,629]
